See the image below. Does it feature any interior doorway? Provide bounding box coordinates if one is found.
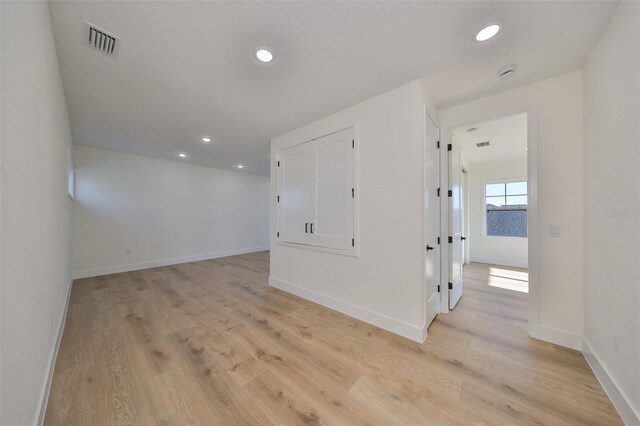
[445,111,532,315]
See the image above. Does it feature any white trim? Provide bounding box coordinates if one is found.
[275,241,358,258]
[536,325,582,351]
[582,338,640,425]
[269,276,427,343]
[72,246,270,279]
[469,256,528,268]
[35,280,73,426]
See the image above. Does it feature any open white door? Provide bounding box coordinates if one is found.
[424,113,440,329]
[449,142,464,309]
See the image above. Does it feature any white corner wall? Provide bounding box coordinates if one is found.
[270,79,436,342]
[439,70,584,349]
[72,146,270,278]
[583,1,640,423]
[468,158,528,268]
[1,1,74,424]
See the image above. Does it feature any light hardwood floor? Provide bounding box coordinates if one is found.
[45,253,621,425]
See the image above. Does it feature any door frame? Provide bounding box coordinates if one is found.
[462,168,470,265]
[438,104,539,339]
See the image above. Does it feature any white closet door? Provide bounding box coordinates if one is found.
[311,128,354,250]
[277,143,312,245]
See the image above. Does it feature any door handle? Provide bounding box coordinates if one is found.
[426,245,435,251]
[310,223,314,234]
[461,236,466,241]
[305,223,308,233]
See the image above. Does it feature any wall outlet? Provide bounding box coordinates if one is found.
[613,330,622,352]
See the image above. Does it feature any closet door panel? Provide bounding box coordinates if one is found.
[312,128,354,250]
[277,144,312,245]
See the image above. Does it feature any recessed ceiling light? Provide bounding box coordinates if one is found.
[237,164,244,169]
[256,49,273,63]
[475,24,500,42]
[178,153,187,158]
[201,137,212,143]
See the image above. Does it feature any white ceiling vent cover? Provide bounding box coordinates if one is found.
[84,22,120,57]
[476,141,490,148]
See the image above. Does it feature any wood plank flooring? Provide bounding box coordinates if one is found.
[45,253,621,425]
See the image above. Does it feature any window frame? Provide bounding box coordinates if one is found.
[482,177,528,238]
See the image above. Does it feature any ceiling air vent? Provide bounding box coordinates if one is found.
[476,141,490,148]
[84,22,120,57]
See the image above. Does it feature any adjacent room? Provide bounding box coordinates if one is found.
[454,113,530,296]
[1,1,639,425]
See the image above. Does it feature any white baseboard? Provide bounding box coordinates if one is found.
[469,256,528,268]
[269,276,426,343]
[582,338,640,425]
[35,279,73,426]
[72,246,270,279]
[536,324,582,350]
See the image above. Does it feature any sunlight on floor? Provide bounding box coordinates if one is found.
[488,267,529,293]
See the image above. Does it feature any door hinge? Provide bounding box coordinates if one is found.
[448,236,453,243]
[448,282,453,289]
[447,143,452,151]
[448,189,453,197]
[437,284,441,293]
[437,237,440,245]
[437,140,440,149]
[352,139,355,149]
[277,195,280,203]
[277,231,280,238]
[352,238,355,247]
[437,187,440,197]
[277,161,280,167]
[352,188,355,198]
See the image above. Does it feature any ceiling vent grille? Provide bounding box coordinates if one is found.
[476,141,490,148]
[84,22,120,57]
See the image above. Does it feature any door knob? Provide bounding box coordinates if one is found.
[426,245,435,251]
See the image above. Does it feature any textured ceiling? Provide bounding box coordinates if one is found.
[49,1,617,175]
[453,112,528,165]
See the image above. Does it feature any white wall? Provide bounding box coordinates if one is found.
[0,2,74,424]
[439,70,584,349]
[72,146,270,278]
[467,158,528,268]
[270,79,437,342]
[583,1,640,422]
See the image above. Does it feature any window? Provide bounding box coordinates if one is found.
[486,181,527,237]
